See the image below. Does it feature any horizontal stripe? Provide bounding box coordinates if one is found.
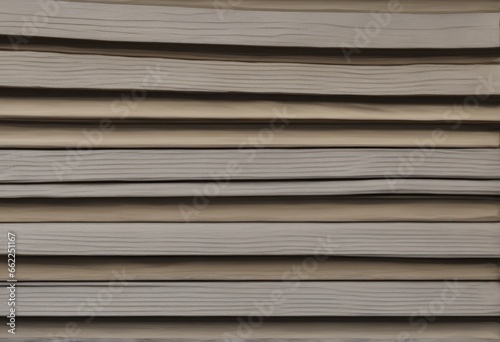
[1,2,498,48]
[0,97,499,122]
[2,149,499,183]
[1,319,499,340]
[2,282,498,316]
[1,52,500,95]
[3,222,499,256]
[12,256,500,281]
[0,197,498,223]
[54,0,500,13]
[0,123,497,148]
[1,179,500,198]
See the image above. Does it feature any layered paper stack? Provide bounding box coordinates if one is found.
[0,0,499,341]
